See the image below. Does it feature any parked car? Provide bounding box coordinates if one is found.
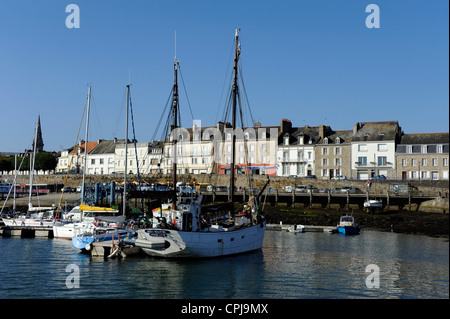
[340,186,358,194]
[319,188,331,193]
[294,185,311,193]
[371,175,387,180]
[61,187,75,193]
[331,175,347,180]
[305,175,317,179]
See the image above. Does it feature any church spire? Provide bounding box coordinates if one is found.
[34,115,44,152]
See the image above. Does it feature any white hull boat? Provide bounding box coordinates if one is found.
[132,222,265,258]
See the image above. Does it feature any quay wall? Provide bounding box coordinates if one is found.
[1,173,448,196]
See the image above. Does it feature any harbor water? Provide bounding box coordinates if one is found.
[0,230,448,299]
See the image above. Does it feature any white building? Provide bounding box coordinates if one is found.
[350,121,401,180]
[88,139,125,175]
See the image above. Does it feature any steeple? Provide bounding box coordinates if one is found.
[34,115,44,152]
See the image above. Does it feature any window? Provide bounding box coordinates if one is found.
[322,158,328,166]
[322,148,328,155]
[378,156,387,166]
[91,159,95,165]
[297,164,304,175]
[324,138,328,144]
[298,136,304,145]
[411,159,416,166]
[283,164,289,176]
[377,144,388,151]
[335,137,341,144]
[202,157,208,164]
[421,145,427,154]
[335,147,341,155]
[239,156,244,164]
[100,159,104,164]
[244,132,250,140]
[192,146,198,156]
[283,152,289,161]
[203,146,208,156]
[437,145,443,153]
[308,152,312,160]
[421,158,427,167]
[322,169,328,177]
[284,137,289,145]
[358,144,368,152]
[432,158,438,166]
[335,158,341,166]
[261,144,267,153]
[227,133,232,141]
[192,158,198,164]
[262,156,267,164]
[298,151,303,161]
[407,145,413,154]
[402,159,407,166]
[432,171,439,180]
[357,156,367,166]
[444,158,448,167]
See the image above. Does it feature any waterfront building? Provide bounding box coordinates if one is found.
[55,140,99,174]
[146,140,164,174]
[276,119,317,177]
[315,128,353,180]
[88,139,125,175]
[114,141,150,175]
[396,133,449,180]
[350,121,401,180]
[218,122,278,176]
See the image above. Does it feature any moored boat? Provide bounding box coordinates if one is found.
[337,215,360,235]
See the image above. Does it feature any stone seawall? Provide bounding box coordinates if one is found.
[1,173,448,197]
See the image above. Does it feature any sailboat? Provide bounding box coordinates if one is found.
[127,29,269,258]
[2,117,58,228]
[71,84,133,251]
[53,86,125,240]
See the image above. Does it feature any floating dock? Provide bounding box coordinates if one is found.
[267,223,336,232]
[0,226,54,238]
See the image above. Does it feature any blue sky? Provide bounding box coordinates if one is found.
[0,0,448,153]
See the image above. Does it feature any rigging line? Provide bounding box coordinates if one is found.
[238,63,255,126]
[178,65,194,120]
[113,89,127,138]
[55,96,88,218]
[151,88,173,141]
[128,89,142,190]
[215,40,235,123]
[0,154,27,214]
[89,91,104,140]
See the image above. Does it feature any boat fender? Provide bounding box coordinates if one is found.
[85,243,91,251]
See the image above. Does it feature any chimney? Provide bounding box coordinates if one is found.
[319,125,326,140]
[281,119,292,134]
[255,121,261,128]
[353,122,360,135]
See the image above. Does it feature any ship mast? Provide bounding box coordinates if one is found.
[172,59,179,209]
[229,28,240,203]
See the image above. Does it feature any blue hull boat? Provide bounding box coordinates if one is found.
[337,216,360,235]
[72,228,134,250]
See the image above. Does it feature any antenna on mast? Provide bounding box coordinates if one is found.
[174,30,177,62]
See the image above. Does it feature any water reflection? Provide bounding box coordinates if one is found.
[0,230,448,299]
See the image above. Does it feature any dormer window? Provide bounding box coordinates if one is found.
[284,137,289,146]
[336,137,341,144]
[323,137,328,144]
[298,136,304,145]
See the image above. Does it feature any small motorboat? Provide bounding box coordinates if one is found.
[364,199,383,208]
[337,215,360,235]
[287,224,305,233]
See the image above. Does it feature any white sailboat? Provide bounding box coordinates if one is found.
[53,86,126,240]
[2,117,58,228]
[129,29,269,258]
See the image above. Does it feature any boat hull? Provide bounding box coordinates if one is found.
[337,225,360,235]
[2,218,55,228]
[138,222,266,258]
[72,236,95,250]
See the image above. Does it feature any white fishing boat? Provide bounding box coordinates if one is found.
[364,199,383,208]
[287,224,305,233]
[131,29,268,258]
